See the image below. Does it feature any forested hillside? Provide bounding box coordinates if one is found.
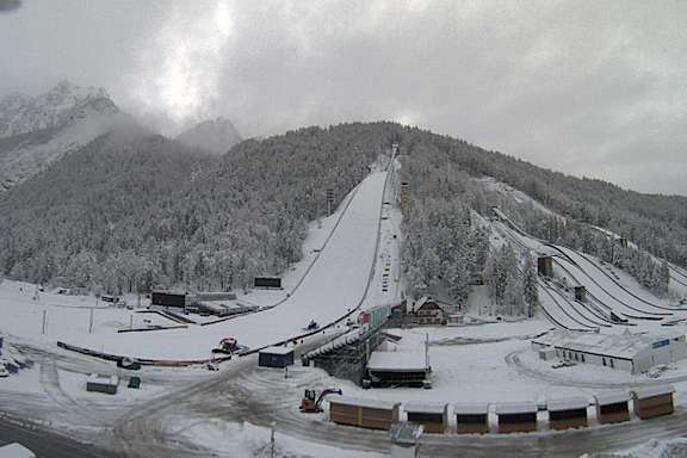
[395,126,687,308]
[0,123,399,294]
[0,120,684,302]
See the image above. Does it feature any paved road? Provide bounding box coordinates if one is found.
[0,414,116,458]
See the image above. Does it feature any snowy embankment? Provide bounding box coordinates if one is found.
[57,170,388,360]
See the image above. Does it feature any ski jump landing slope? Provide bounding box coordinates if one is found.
[66,171,389,360]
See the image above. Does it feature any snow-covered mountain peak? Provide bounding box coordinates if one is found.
[175,116,241,155]
[0,81,118,139]
[0,81,132,192]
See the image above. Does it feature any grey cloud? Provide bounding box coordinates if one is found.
[0,0,21,13]
[0,0,686,195]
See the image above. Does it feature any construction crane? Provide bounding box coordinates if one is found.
[299,388,342,413]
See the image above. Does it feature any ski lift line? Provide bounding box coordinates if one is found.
[537,280,596,332]
[544,283,611,328]
[546,243,676,314]
[571,290,627,326]
[495,221,530,252]
[241,151,398,357]
[485,237,584,330]
[538,279,598,330]
[496,217,653,325]
[570,247,687,312]
[670,274,687,288]
[668,268,687,288]
[550,256,667,317]
[494,204,686,311]
[669,263,687,281]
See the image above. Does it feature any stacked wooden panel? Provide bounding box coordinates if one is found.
[594,392,630,424]
[632,385,675,419]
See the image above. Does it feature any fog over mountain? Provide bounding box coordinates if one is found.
[0,1,686,195]
[0,81,134,191]
[176,117,241,155]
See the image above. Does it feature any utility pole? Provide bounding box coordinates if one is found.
[270,422,276,458]
[41,310,47,335]
[89,307,94,334]
[425,332,429,370]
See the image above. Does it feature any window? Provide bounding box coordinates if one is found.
[602,357,606,366]
[610,359,614,368]
[581,354,585,363]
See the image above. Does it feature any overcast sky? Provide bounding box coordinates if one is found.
[1,0,686,196]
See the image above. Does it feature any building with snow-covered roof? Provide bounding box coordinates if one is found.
[258,346,294,368]
[86,373,119,395]
[454,403,489,434]
[329,396,401,430]
[495,402,538,433]
[367,350,430,387]
[632,384,675,419]
[411,296,448,326]
[546,396,589,430]
[531,329,687,374]
[404,402,447,433]
[594,391,630,424]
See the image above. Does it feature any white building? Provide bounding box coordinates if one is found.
[531,329,687,374]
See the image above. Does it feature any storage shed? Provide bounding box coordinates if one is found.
[454,403,489,434]
[632,385,675,419]
[594,391,630,424]
[404,402,447,434]
[495,402,538,433]
[86,374,119,395]
[258,346,294,368]
[547,397,589,430]
[367,351,430,388]
[329,396,401,430]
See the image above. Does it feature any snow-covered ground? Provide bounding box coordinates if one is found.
[1,168,392,361]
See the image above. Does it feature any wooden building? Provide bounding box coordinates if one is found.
[547,397,589,430]
[412,297,447,326]
[404,402,447,434]
[495,402,538,433]
[632,385,675,419]
[594,391,630,424]
[329,397,401,430]
[454,403,489,434]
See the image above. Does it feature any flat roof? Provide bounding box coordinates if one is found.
[367,351,428,372]
[547,397,589,412]
[632,384,674,400]
[532,329,685,360]
[331,396,398,410]
[454,403,489,415]
[495,402,537,415]
[259,346,293,356]
[405,402,445,414]
[594,391,629,405]
[87,373,118,385]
